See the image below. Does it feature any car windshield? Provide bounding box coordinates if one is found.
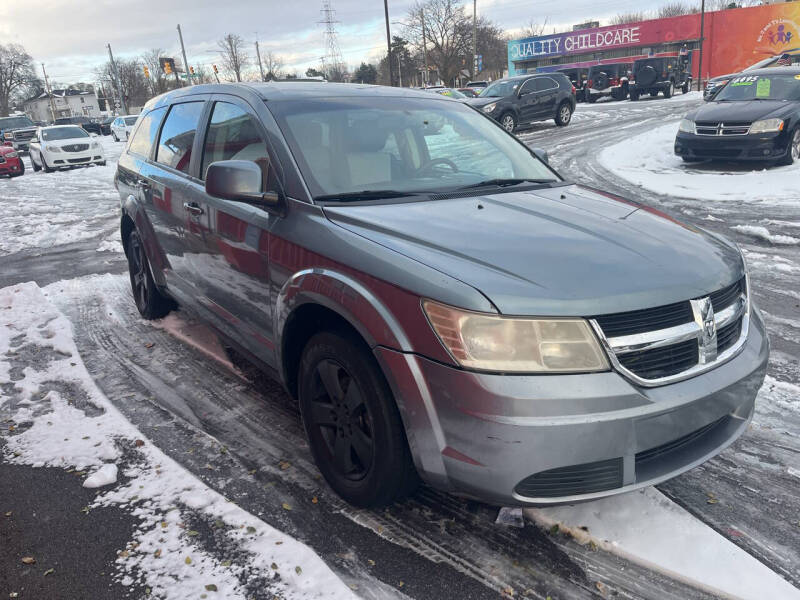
[0,116,34,129]
[268,96,559,200]
[481,79,521,97]
[714,73,800,102]
[41,127,89,140]
[124,116,138,125]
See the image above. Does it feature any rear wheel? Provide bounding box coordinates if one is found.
[586,93,597,103]
[298,331,418,507]
[499,112,517,133]
[125,229,173,319]
[682,81,690,94]
[664,81,674,98]
[649,90,659,98]
[630,89,639,101]
[777,128,800,166]
[555,101,572,126]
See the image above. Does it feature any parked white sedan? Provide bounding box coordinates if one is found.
[29,125,106,173]
[110,115,138,141]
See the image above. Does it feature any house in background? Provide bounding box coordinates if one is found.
[24,89,101,123]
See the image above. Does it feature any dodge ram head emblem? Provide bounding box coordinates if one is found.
[691,297,718,364]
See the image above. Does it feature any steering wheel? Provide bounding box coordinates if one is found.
[417,157,459,176]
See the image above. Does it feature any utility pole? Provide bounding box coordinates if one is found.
[383,0,394,86]
[472,0,477,79]
[41,63,57,122]
[397,53,402,87]
[697,0,705,92]
[421,7,429,86]
[255,40,265,81]
[177,24,190,86]
[106,44,128,115]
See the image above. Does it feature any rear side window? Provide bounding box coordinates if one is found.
[128,107,166,158]
[533,77,558,91]
[201,102,269,179]
[156,102,205,174]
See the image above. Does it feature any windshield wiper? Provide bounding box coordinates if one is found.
[455,178,557,190]
[314,190,428,202]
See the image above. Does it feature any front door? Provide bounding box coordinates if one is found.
[181,97,281,366]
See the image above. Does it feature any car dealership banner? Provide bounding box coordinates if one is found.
[508,2,800,79]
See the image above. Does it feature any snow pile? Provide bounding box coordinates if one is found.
[0,281,355,600]
[598,121,800,206]
[526,487,800,600]
[731,225,799,246]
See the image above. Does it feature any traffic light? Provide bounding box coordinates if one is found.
[143,66,150,78]
[189,66,195,75]
[212,64,218,74]
[164,61,173,75]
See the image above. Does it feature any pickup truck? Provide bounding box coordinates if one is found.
[0,115,38,153]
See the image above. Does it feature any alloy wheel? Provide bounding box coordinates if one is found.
[308,359,374,481]
[792,130,800,161]
[128,233,150,312]
[560,104,572,124]
[501,115,515,132]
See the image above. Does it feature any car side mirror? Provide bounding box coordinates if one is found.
[90,133,98,138]
[205,160,282,210]
[531,147,549,164]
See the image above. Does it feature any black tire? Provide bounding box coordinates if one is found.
[40,153,53,173]
[10,160,24,177]
[112,132,119,142]
[586,93,597,103]
[649,90,659,98]
[777,128,800,166]
[555,101,572,126]
[125,229,173,319]
[31,154,41,172]
[298,331,419,507]
[630,89,639,101]
[664,81,674,98]
[98,160,107,166]
[499,112,517,133]
[682,81,690,94]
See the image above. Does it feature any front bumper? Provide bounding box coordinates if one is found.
[0,159,23,175]
[675,130,789,161]
[49,149,105,167]
[376,307,769,506]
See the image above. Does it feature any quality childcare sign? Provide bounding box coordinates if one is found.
[509,25,642,60]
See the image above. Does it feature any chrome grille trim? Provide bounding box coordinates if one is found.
[590,276,750,387]
[695,122,751,136]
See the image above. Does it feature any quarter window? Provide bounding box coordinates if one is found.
[128,107,166,158]
[156,102,205,174]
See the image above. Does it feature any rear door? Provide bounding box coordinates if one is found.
[516,78,539,123]
[180,95,282,364]
[531,76,560,117]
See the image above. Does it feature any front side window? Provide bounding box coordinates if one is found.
[269,96,558,199]
[201,102,271,179]
[128,106,166,158]
[156,102,205,174]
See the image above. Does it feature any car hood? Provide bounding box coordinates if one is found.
[323,185,744,316]
[687,99,794,122]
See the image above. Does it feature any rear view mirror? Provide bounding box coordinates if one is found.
[532,147,549,164]
[205,160,281,209]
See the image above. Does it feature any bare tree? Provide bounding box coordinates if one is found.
[658,2,698,18]
[610,11,650,25]
[262,51,284,80]
[519,18,549,39]
[0,43,37,116]
[404,0,473,85]
[141,48,175,95]
[217,34,250,82]
[95,59,150,111]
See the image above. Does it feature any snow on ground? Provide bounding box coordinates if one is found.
[525,487,800,600]
[0,281,356,600]
[0,137,124,256]
[597,121,800,207]
[731,225,799,246]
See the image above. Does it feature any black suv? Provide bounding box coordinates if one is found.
[557,67,589,102]
[54,116,102,135]
[468,73,577,132]
[630,56,692,100]
[586,63,632,102]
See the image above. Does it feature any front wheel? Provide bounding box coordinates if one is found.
[31,153,41,171]
[298,331,418,507]
[499,112,517,133]
[10,161,25,177]
[664,81,674,98]
[630,89,640,101]
[112,132,119,142]
[125,229,173,319]
[682,81,690,94]
[40,153,53,173]
[555,102,573,126]
[777,128,800,166]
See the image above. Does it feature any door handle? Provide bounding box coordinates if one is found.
[183,202,204,216]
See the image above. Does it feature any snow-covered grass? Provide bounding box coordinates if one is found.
[732,225,799,246]
[0,281,355,600]
[525,487,800,600]
[598,121,800,207]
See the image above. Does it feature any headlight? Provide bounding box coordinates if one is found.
[678,118,696,134]
[482,102,497,114]
[749,118,784,134]
[3,132,12,140]
[423,300,609,373]
[46,145,62,152]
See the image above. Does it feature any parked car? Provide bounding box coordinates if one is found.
[675,67,800,164]
[29,125,106,172]
[111,115,139,141]
[458,88,480,98]
[54,116,102,135]
[586,63,633,102]
[0,115,37,152]
[468,73,576,132]
[704,50,800,100]
[99,116,116,135]
[557,67,589,102]
[426,87,468,99]
[116,82,767,508]
[630,56,692,100]
[465,80,489,90]
[0,144,24,177]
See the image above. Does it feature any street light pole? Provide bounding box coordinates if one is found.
[697,0,705,92]
[41,63,57,122]
[384,0,394,86]
[421,7,429,86]
[177,24,191,86]
[472,0,477,79]
[106,44,128,115]
[255,40,266,81]
[397,53,402,87]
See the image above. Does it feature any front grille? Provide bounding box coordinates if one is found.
[717,318,742,353]
[692,148,741,158]
[594,300,693,337]
[67,157,90,164]
[618,338,698,379]
[62,143,89,152]
[514,458,623,498]
[636,416,727,465]
[709,277,744,312]
[13,130,35,141]
[695,122,751,136]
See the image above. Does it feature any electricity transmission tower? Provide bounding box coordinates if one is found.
[319,1,345,80]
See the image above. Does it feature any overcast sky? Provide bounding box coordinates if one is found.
[2,0,670,84]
